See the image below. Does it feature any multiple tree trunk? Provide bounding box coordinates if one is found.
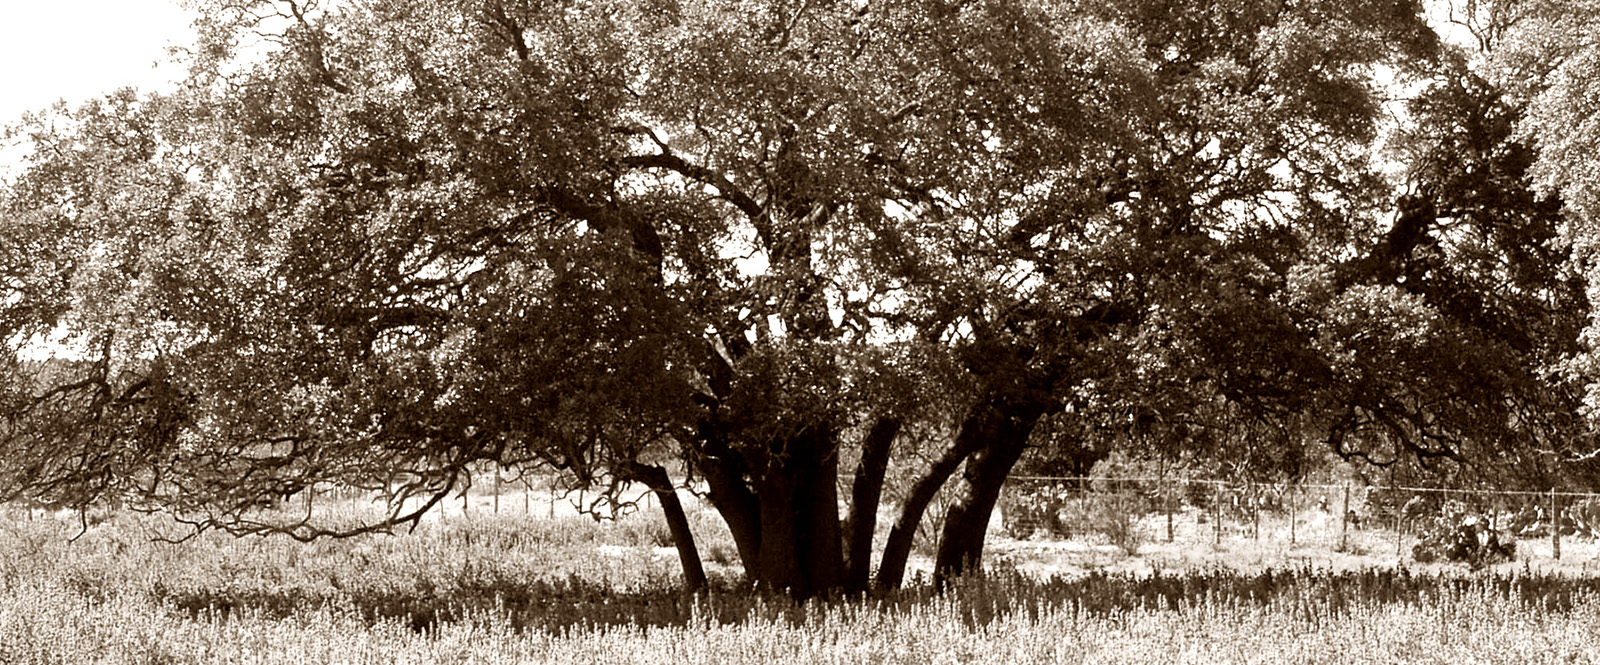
[667,379,1060,597]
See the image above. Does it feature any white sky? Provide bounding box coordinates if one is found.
[0,0,195,125]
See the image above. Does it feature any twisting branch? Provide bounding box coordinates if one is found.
[617,126,775,248]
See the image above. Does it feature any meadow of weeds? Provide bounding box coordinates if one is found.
[3,497,1600,663]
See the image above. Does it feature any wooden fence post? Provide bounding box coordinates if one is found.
[1251,481,1260,541]
[1553,487,1562,560]
[1166,481,1175,543]
[1393,489,1402,557]
[1340,483,1350,552]
[1213,483,1223,547]
[1289,485,1297,546]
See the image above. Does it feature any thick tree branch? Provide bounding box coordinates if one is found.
[621,151,774,249]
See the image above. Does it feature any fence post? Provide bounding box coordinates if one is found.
[1213,483,1223,547]
[1166,481,1175,543]
[1340,483,1350,552]
[1394,489,1402,557]
[494,468,501,515]
[1289,485,1297,546]
[1251,481,1261,541]
[1552,487,1562,560]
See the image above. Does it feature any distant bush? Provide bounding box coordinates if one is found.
[1084,494,1146,556]
[1032,493,1148,555]
[1001,488,1070,539]
[1410,501,1516,569]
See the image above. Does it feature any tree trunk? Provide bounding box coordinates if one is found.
[695,429,763,583]
[749,424,844,598]
[932,400,1047,586]
[796,426,845,596]
[623,461,707,593]
[843,416,900,593]
[876,397,1010,590]
[754,460,803,593]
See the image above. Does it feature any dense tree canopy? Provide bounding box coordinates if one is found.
[1,0,1591,598]
[1488,0,1600,448]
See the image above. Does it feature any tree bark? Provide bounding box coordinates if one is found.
[932,437,1029,586]
[932,399,1048,587]
[795,426,845,596]
[843,416,900,593]
[694,430,763,583]
[749,424,844,598]
[622,461,707,593]
[876,398,1010,590]
[754,458,803,593]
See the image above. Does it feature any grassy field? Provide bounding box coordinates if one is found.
[4,490,1600,663]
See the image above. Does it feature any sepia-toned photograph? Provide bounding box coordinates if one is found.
[2,0,1598,661]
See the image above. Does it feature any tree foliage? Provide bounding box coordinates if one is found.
[1483,0,1600,454]
[2,0,1586,597]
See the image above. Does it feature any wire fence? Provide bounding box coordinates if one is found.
[14,467,1600,566]
[998,475,1600,561]
[3,466,650,524]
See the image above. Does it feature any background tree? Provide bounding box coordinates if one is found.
[1483,0,1600,471]
[1292,0,1597,490]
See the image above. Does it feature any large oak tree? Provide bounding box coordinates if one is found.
[6,0,1574,598]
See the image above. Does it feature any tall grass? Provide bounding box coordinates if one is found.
[3,505,1600,663]
[5,570,1598,664]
